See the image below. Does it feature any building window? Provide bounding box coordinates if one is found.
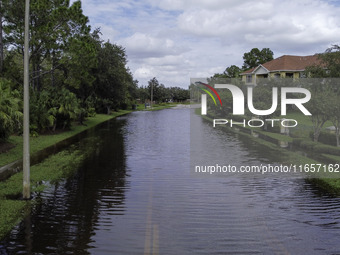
[246,75,252,83]
[274,73,281,79]
[286,73,293,78]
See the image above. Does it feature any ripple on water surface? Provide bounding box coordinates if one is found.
[1,108,340,255]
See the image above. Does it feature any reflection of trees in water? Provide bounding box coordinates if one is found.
[1,119,128,254]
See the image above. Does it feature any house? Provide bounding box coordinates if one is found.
[240,55,321,85]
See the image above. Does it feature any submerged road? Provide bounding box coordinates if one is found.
[1,107,340,254]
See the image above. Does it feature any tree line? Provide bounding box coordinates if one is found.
[138,77,190,103]
[0,0,189,142]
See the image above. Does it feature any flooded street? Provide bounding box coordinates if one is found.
[1,108,340,254]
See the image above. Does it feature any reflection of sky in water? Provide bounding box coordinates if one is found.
[1,108,340,255]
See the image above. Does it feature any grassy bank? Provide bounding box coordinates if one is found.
[136,102,187,111]
[0,104,182,167]
[0,109,134,240]
[199,110,340,195]
[0,147,89,240]
[0,104,183,240]
[0,110,131,168]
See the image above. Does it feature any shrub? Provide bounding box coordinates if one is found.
[293,138,340,156]
[30,87,80,132]
[309,131,337,146]
[0,79,23,141]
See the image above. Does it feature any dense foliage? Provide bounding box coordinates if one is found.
[138,77,190,103]
[304,45,340,145]
[0,79,22,140]
[242,48,274,70]
[0,0,190,141]
[0,0,137,136]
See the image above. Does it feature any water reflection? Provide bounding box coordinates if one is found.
[1,119,128,255]
[0,108,340,255]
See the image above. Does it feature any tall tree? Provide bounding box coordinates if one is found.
[322,45,340,77]
[0,0,3,74]
[0,0,140,136]
[306,45,340,78]
[61,32,97,112]
[242,48,274,70]
[224,65,241,78]
[148,77,161,102]
[3,0,91,91]
[94,39,134,112]
[169,86,189,102]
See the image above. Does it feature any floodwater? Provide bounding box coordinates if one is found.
[1,107,340,254]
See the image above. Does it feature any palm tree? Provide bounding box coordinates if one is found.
[0,79,22,141]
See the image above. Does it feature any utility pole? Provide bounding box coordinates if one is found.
[23,0,30,199]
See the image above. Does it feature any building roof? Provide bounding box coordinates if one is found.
[241,55,322,75]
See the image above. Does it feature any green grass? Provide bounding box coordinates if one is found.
[136,102,184,111]
[0,111,131,167]
[257,131,293,142]
[198,110,340,194]
[322,154,340,163]
[0,149,87,199]
[285,112,313,126]
[202,112,317,164]
[0,109,132,240]
[0,200,28,240]
[0,147,90,239]
[286,112,334,140]
[0,105,180,239]
[308,178,340,195]
[286,112,333,128]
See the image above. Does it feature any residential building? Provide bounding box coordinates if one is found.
[240,55,321,85]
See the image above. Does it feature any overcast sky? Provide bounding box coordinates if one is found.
[76,0,340,88]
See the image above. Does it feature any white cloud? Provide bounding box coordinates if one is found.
[77,0,340,88]
[119,33,187,58]
[147,0,254,11]
[177,0,340,49]
[134,66,154,79]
